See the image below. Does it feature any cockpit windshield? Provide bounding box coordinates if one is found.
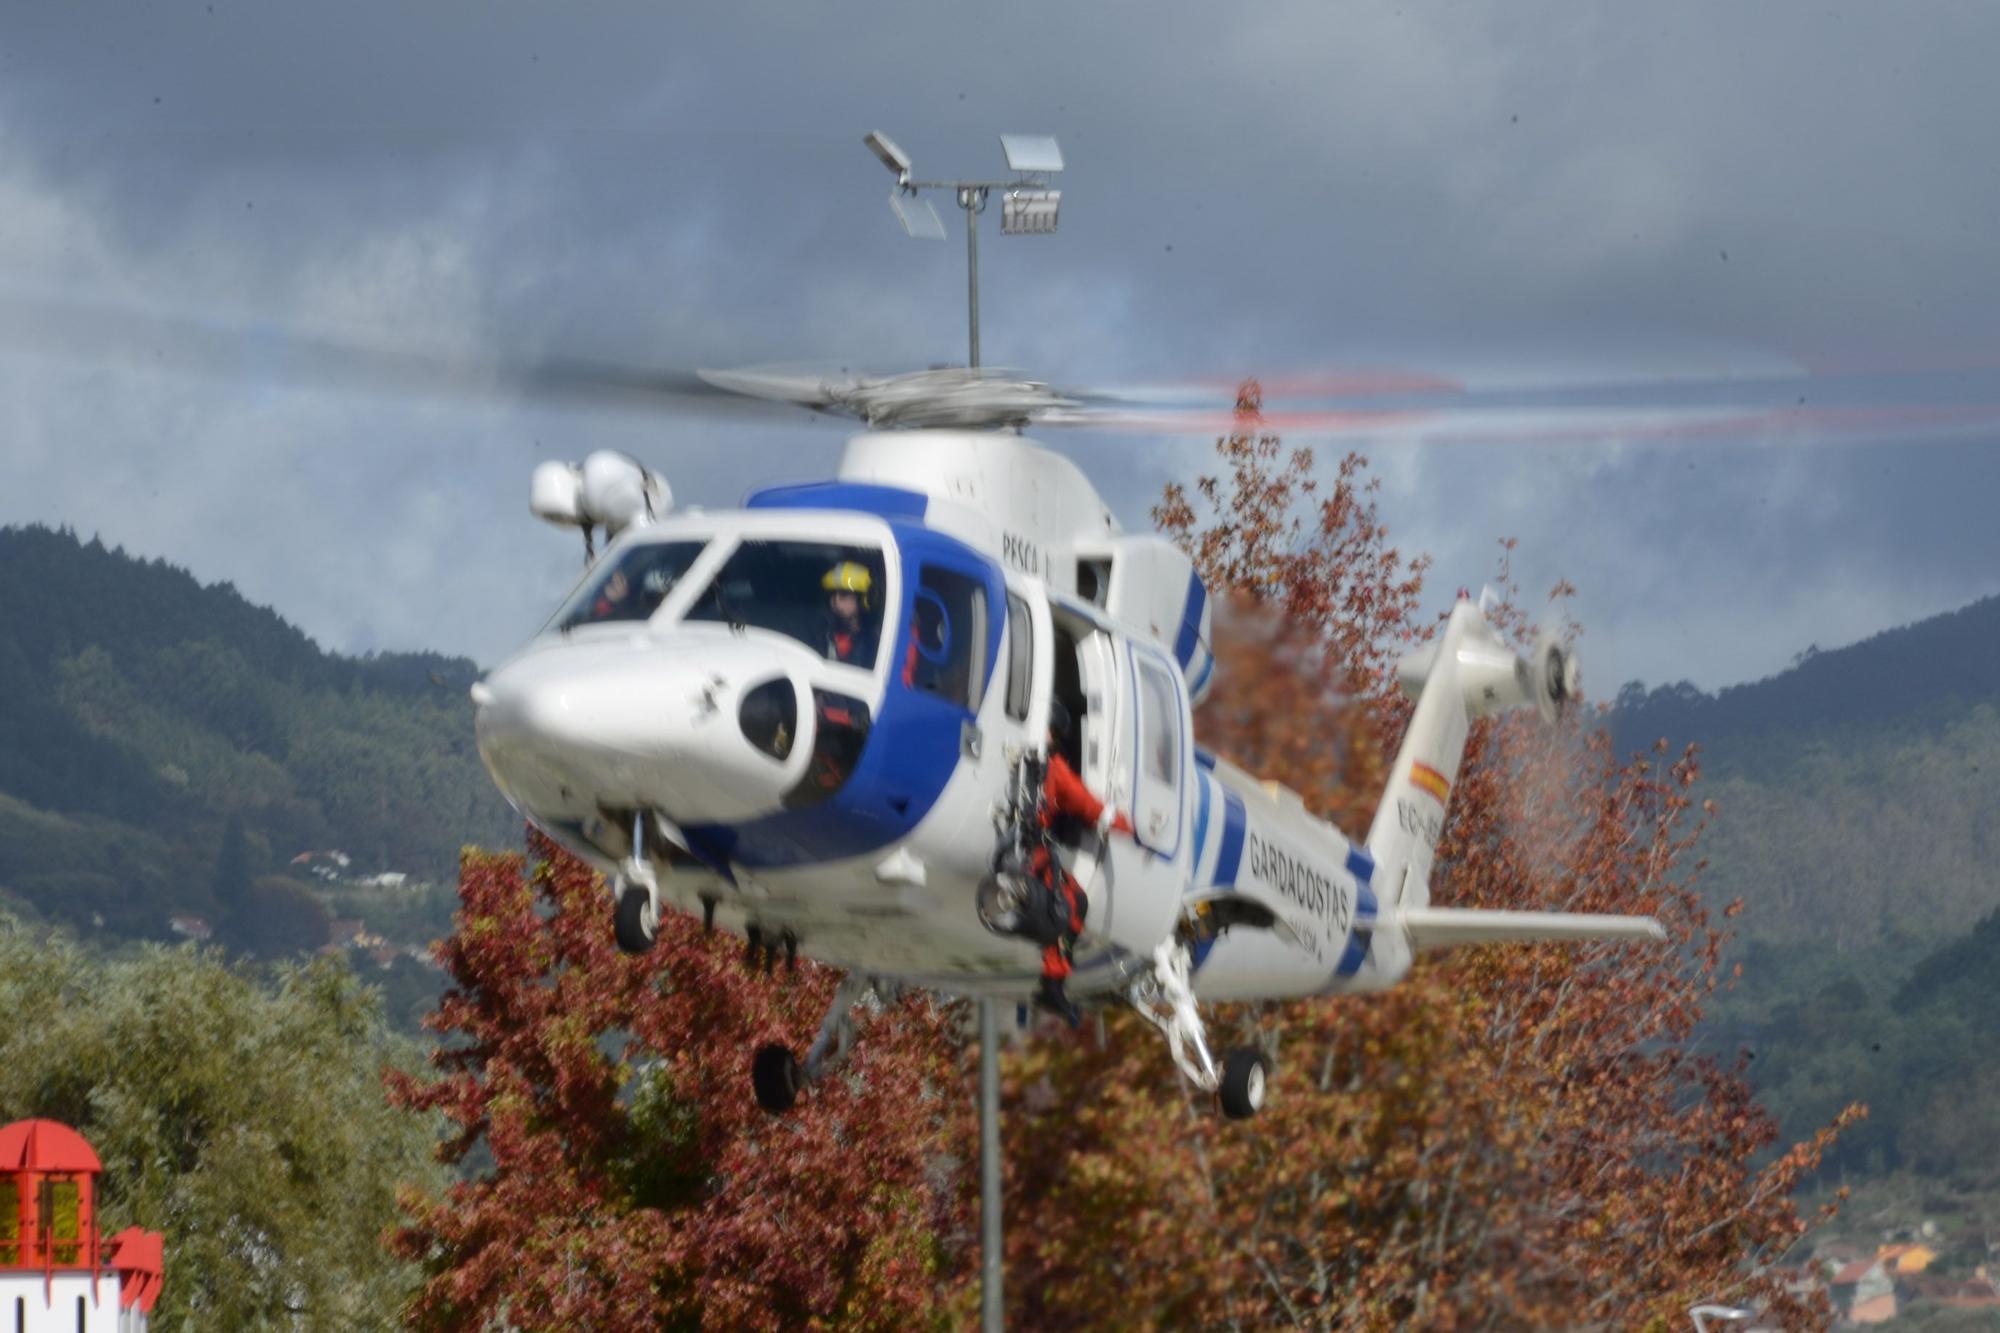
[686,540,888,669]
[555,541,707,630]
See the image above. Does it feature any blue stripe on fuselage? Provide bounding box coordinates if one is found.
[1214,790,1247,887]
[1173,570,1207,669]
[1331,881,1379,980]
[1192,769,1214,870]
[745,481,930,521]
[1189,649,1214,698]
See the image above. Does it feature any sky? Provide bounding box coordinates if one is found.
[2,0,1997,693]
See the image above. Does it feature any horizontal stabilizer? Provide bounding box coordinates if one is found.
[1401,907,1666,951]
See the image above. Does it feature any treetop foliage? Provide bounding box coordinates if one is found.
[0,917,442,1330]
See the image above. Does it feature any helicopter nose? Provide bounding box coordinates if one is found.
[474,643,807,825]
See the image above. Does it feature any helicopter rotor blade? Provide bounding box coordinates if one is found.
[1035,356,2000,446]
[10,288,1995,446]
[0,291,823,424]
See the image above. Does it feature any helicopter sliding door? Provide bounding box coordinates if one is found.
[1059,612,1189,964]
[1126,646,1187,859]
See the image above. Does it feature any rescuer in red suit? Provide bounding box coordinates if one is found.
[1033,700,1135,1028]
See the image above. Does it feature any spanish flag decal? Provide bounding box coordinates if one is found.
[1410,761,1450,805]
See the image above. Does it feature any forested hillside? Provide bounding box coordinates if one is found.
[1610,591,2000,778]
[1610,599,2000,948]
[0,525,516,940]
[1608,594,2000,1213]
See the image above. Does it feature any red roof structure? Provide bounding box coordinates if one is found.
[1,1119,162,1315]
[0,1119,102,1175]
[107,1226,164,1314]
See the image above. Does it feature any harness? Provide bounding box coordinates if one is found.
[989,752,1086,948]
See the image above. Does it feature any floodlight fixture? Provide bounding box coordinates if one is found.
[864,130,913,184]
[890,190,947,241]
[1001,188,1060,235]
[999,134,1064,175]
[861,129,1069,367]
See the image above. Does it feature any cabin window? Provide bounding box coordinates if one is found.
[554,540,707,630]
[0,1181,16,1265]
[43,1178,80,1265]
[906,567,988,713]
[1137,657,1179,786]
[687,541,888,668]
[1004,593,1033,722]
[1076,558,1111,608]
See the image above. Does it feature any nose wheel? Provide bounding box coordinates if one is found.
[614,884,658,955]
[612,810,663,956]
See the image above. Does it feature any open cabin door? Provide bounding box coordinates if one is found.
[1073,627,1123,809]
[1056,611,1191,958]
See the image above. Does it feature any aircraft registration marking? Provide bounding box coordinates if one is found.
[1396,798,1443,851]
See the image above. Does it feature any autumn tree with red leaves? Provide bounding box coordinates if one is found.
[991,382,1859,1329]
[390,381,1856,1329]
[386,836,973,1330]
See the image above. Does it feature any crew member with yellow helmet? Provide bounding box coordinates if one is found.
[821,560,877,665]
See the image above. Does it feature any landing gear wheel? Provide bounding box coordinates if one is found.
[613,886,657,955]
[1219,1048,1271,1120]
[752,1043,803,1114]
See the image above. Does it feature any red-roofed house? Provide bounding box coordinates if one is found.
[0,1119,164,1330]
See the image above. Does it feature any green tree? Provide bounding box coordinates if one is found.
[0,916,443,1329]
[212,813,253,918]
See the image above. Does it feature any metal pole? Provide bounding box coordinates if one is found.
[961,187,982,368]
[979,997,1002,1331]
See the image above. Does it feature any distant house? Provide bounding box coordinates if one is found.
[167,915,211,942]
[1832,1260,1896,1324]
[357,872,409,889]
[367,945,399,969]
[326,918,364,948]
[1879,1242,1937,1275]
[289,850,353,882]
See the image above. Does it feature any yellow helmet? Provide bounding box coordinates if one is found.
[822,561,873,596]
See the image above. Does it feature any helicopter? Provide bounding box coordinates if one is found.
[468,363,1668,1121]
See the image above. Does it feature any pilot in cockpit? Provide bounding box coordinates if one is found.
[821,561,878,666]
[589,568,633,621]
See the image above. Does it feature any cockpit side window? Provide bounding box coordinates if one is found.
[904,565,989,713]
[686,541,888,669]
[556,541,707,630]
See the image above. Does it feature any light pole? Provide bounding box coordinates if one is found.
[865,131,1064,370]
[861,129,1065,1333]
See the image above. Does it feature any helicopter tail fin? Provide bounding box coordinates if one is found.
[1365,596,1579,909]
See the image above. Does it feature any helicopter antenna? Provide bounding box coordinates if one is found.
[863,132,1063,371]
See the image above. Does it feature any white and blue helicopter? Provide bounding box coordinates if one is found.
[470,366,1666,1121]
